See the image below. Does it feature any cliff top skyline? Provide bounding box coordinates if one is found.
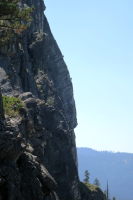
[45,0,133,153]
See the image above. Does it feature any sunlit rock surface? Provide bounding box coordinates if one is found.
[0,1,105,200]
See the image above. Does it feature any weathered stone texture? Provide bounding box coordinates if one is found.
[0,1,104,200]
[0,0,79,199]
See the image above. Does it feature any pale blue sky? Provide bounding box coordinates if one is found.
[45,0,133,153]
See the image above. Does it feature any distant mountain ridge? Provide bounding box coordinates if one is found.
[77,147,133,200]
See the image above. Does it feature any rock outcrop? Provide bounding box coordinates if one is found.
[0,1,105,200]
[80,182,106,200]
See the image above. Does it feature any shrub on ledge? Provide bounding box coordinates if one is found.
[2,96,24,117]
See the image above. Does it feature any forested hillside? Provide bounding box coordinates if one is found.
[77,147,133,200]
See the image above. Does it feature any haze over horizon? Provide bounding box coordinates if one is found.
[45,0,133,153]
[77,146,133,154]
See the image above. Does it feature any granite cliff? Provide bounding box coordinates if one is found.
[0,1,105,200]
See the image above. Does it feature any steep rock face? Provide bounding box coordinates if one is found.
[0,0,79,200]
[0,90,4,119]
[0,1,105,200]
[0,90,4,132]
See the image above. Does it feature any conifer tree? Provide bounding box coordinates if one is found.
[104,181,110,200]
[106,181,109,200]
[93,178,100,187]
[83,170,90,183]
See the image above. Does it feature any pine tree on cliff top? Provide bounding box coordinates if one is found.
[83,170,90,183]
[93,177,100,187]
[0,0,32,44]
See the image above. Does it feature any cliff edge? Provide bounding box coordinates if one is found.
[0,1,105,200]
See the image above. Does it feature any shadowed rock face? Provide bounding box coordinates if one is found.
[0,90,4,119]
[0,90,4,132]
[0,0,79,199]
[0,1,104,200]
[79,182,106,200]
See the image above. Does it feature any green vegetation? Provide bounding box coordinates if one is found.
[2,96,24,117]
[93,178,100,187]
[83,170,98,191]
[0,0,33,45]
[84,182,98,192]
[83,171,116,200]
[83,170,90,183]
[46,96,55,106]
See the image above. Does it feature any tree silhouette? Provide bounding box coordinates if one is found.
[93,178,100,187]
[83,170,90,183]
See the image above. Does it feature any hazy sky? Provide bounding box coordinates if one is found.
[45,0,133,153]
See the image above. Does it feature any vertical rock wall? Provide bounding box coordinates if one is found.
[0,1,105,200]
[0,0,80,200]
